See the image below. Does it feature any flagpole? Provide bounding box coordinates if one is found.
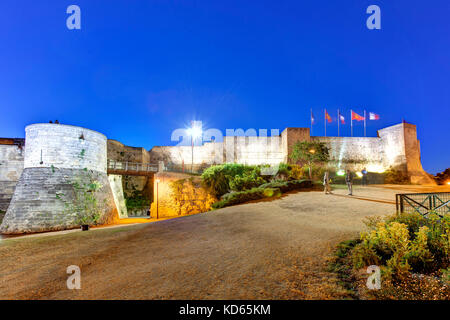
[364,110,366,137]
[310,108,313,136]
[337,109,340,137]
[324,109,326,137]
[351,109,353,137]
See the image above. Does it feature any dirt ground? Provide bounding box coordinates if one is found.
[0,185,448,300]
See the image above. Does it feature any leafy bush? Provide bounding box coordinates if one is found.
[212,187,281,209]
[125,190,151,210]
[229,169,266,192]
[288,164,305,180]
[202,163,261,197]
[202,163,313,198]
[352,212,450,280]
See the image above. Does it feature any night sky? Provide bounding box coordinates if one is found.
[0,0,448,173]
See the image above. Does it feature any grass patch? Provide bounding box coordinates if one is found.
[327,239,361,299]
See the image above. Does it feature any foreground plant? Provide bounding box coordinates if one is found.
[333,212,449,300]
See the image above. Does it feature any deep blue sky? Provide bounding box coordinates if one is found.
[0,0,448,173]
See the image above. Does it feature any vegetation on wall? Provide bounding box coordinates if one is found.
[169,178,217,215]
[0,210,5,225]
[56,168,106,226]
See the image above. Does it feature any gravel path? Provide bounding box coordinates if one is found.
[1,185,446,300]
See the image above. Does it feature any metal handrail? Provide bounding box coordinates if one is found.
[396,192,450,218]
[107,160,159,172]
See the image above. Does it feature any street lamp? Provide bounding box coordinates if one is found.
[155,178,160,219]
[187,122,202,173]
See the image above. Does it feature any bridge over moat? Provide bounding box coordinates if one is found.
[107,159,159,177]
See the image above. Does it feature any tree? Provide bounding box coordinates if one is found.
[289,141,330,180]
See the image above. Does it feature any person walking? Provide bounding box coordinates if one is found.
[361,168,368,186]
[345,169,353,195]
[323,170,332,194]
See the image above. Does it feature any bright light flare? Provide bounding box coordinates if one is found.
[356,172,363,178]
[187,126,202,139]
[337,170,345,176]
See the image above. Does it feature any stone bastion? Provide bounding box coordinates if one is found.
[0,124,119,234]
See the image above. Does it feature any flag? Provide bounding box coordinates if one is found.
[325,109,332,123]
[369,112,380,120]
[339,112,345,124]
[351,111,365,121]
[311,110,315,124]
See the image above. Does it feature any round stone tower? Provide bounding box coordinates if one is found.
[0,123,119,234]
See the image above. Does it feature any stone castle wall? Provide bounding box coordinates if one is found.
[0,141,24,214]
[150,172,216,218]
[0,121,436,233]
[148,122,434,184]
[0,124,119,234]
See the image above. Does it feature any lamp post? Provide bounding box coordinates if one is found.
[308,149,315,180]
[155,178,160,220]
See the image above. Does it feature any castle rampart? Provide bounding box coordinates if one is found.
[0,121,436,234]
[0,124,119,234]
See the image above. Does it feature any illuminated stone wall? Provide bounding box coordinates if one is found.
[0,141,24,213]
[148,122,434,184]
[150,172,216,218]
[379,123,435,184]
[1,124,119,234]
[311,136,384,172]
[149,136,284,167]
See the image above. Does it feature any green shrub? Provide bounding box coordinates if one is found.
[212,187,281,209]
[229,170,266,192]
[202,163,262,197]
[352,212,450,279]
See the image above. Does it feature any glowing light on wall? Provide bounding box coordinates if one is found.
[337,170,345,176]
[366,164,386,173]
[356,172,363,177]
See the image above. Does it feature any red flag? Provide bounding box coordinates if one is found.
[325,109,332,123]
[351,111,365,121]
[369,112,380,120]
